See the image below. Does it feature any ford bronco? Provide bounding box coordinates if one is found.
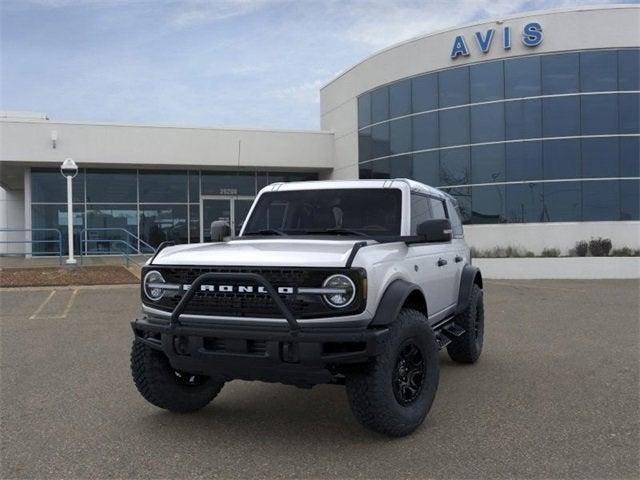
[131,179,484,436]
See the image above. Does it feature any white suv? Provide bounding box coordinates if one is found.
[131,179,484,436]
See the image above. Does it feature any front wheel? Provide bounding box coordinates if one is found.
[131,340,225,413]
[345,308,440,437]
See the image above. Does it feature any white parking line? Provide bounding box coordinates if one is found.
[27,288,80,320]
[29,290,56,320]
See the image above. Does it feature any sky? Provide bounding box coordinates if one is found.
[1,0,635,130]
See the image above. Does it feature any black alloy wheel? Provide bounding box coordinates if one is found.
[392,340,426,406]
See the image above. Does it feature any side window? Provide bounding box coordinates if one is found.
[447,199,464,238]
[429,198,447,219]
[410,194,431,234]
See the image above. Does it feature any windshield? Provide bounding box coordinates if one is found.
[242,188,402,237]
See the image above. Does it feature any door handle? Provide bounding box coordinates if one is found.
[455,256,463,263]
[437,258,448,267]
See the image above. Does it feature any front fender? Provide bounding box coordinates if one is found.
[369,279,423,327]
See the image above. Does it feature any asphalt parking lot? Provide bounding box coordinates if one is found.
[1,280,638,479]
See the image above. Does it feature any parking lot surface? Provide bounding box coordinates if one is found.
[1,280,638,479]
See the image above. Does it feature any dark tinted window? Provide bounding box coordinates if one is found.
[370,158,391,179]
[31,204,84,255]
[86,169,136,203]
[439,108,469,147]
[410,194,431,234]
[139,205,188,247]
[583,180,619,221]
[371,123,390,158]
[542,53,579,94]
[543,182,581,222]
[505,56,541,98]
[371,87,389,123]
[358,93,371,128]
[505,98,542,140]
[619,93,640,134]
[542,96,580,137]
[389,117,411,155]
[189,204,200,242]
[471,185,505,224]
[440,148,470,186]
[31,168,84,203]
[412,112,438,151]
[389,155,413,178]
[140,171,188,202]
[471,144,505,184]
[412,74,438,112]
[506,142,543,181]
[390,79,411,117]
[359,128,372,162]
[506,183,543,223]
[86,205,138,254]
[413,151,439,186]
[621,137,640,177]
[444,187,471,223]
[243,189,402,236]
[582,138,619,178]
[470,61,504,102]
[470,103,504,142]
[581,94,618,135]
[188,171,200,203]
[580,51,617,92]
[439,67,469,107]
[618,49,640,90]
[543,139,581,180]
[620,179,640,220]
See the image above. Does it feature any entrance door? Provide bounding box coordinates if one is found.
[200,196,254,242]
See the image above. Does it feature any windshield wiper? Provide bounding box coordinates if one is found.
[244,229,286,236]
[304,228,369,237]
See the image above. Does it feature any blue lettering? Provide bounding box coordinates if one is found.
[474,29,495,53]
[450,35,470,59]
[503,26,511,50]
[522,22,543,47]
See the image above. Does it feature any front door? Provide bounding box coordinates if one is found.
[200,196,254,241]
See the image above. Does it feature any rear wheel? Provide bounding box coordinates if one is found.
[447,283,484,363]
[131,339,225,413]
[345,308,440,437]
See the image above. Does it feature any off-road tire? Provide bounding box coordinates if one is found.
[447,283,484,363]
[345,308,440,437]
[131,339,225,413]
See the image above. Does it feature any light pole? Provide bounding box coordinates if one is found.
[60,158,78,265]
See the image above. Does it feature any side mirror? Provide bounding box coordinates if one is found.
[416,219,452,243]
[210,220,231,242]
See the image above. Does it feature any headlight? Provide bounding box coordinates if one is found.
[322,274,356,308]
[143,270,166,301]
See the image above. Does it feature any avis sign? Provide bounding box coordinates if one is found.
[450,22,543,59]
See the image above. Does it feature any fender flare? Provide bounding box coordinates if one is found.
[370,279,424,327]
[456,265,483,315]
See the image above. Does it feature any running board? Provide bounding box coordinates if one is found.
[432,317,466,350]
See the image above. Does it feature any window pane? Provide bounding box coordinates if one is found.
[470,103,504,143]
[389,117,411,155]
[542,96,580,137]
[440,147,470,186]
[188,171,200,203]
[619,93,640,134]
[506,183,543,223]
[412,112,438,151]
[140,170,188,202]
[413,151,439,187]
[471,185,505,224]
[390,79,411,118]
[371,86,389,123]
[359,128,373,162]
[582,138,619,178]
[86,169,136,203]
[543,181,581,222]
[580,51,617,92]
[85,205,138,254]
[189,204,200,242]
[505,98,542,140]
[544,139,581,180]
[619,49,640,91]
[389,155,412,178]
[471,144,505,184]
[470,61,504,102]
[429,198,447,219]
[621,137,640,177]
[31,168,84,203]
[444,187,471,223]
[439,67,469,108]
[447,198,464,237]
[583,180,620,221]
[370,158,391,179]
[412,73,438,112]
[620,179,640,220]
[139,205,188,247]
[439,108,469,147]
[505,56,541,98]
[506,142,543,181]
[31,204,84,255]
[267,172,316,184]
[202,172,255,195]
[371,123,390,158]
[581,94,618,135]
[358,93,371,128]
[410,194,431,234]
[542,53,579,94]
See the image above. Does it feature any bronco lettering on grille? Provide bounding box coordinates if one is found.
[182,284,295,294]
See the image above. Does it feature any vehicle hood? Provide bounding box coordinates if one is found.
[150,238,367,268]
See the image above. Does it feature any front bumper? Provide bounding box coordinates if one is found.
[131,316,387,386]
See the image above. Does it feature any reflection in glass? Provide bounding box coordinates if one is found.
[189,171,200,203]
[439,67,469,108]
[86,169,136,203]
[371,87,389,123]
[581,94,619,135]
[371,123,390,158]
[542,96,580,137]
[506,183,543,223]
[412,74,438,113]
[620,137,640,177]
[390,118,411,155]
[139,205,188,247]
[620,179,640,220]
[542,53,579,94]
[390,155,412,178]
[390,79,411,118]
[506,142,543,182]
[470,103,504,143]
[140,171,188,203]
[583,180,619,221]
[470,61,504,102]
[505,56,540,98]
[582,138,619,178]
[580,51,617,92]
[471,144,505,184]
[189,205,200,243]
[370,158,391,179]
[31,169,85,203]
[86,204,138,254]
[412,112,438,151]
[440,148,470,186]
[542,182,581,221]
[359,128,373,162]
[619,93,640,134]
[618,49,640,91]
[439,108,469,147]
[543,139,581,180]
[442,187,471,223]
[471,185,505,224]
[31,204,84,255]
[505,99,541,140]
[413,151,439,187]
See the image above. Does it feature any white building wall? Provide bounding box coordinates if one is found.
[0,186,25,254]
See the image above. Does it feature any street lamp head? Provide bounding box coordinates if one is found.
[60,158,78,178]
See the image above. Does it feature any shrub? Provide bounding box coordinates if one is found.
[541,248,561,257]
[610,247,640,257]
[588,237,612,257]
[574,240,589,257]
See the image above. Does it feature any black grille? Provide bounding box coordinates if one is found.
[142,266,365,319]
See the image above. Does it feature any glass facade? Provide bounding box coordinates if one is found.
[30,168,317,254]
[358,48,640,224]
